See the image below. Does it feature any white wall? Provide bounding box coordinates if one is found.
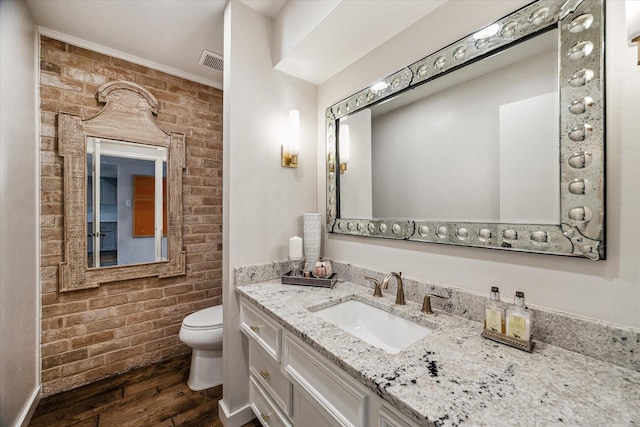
[319,1,640,329]
[339,108,372,219]
[0,0,41,424]
[222,0,317,422]
[369,44,557,222]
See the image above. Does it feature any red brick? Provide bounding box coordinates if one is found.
[88,294,129,309]
[85,317,126,334]
[60,355,105,377]
[128,288,163,302]
[42,348,88,370]
[105,345,145,364]
[42,300,88,318]
[113,322,153,339]
[87,338,129,358]
[39,35,222,395]
[71,331,115,349]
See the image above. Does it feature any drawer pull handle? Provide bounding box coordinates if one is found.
[249,325,260,332]
[261,412,270,422]
[259,370,269,379]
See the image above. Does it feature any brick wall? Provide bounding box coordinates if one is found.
[39,36,222,396]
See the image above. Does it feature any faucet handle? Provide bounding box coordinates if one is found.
[421,293,447,314]
[365,276,382,297]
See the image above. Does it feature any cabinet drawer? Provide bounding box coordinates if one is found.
[250,342,292,416]
[283,333,368,427]
[240,299,281,361]
[250,376,292,427]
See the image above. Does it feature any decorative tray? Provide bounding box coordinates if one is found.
[281,271,337,289]
[481,329,535,352]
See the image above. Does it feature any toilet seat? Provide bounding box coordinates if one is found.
[182,305,223,329]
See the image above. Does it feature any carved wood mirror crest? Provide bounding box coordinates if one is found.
[58,80,186,292]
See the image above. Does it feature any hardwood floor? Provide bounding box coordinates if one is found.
[30,353,261,427]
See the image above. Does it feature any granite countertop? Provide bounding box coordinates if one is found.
[237,280,640,427]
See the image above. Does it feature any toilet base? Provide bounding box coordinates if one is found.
[187,349,222,391]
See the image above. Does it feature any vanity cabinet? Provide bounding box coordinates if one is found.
[249,376,292,427]
[378,405,421,427]
[239,297,420,427]
[283,332,369,426]
[241,299,292,424]
[240,298,282,361]
[249,340,292,417]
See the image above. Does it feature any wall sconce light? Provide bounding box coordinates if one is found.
[339,124,350,174]
[627,0,640,65]
[282,109,300,168]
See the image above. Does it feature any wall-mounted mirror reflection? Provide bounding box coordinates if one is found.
[86,137,167,268]
[339,30,559,224]
[326,0,605,259]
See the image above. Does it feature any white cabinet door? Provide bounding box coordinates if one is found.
[250,376,292,427]
[249,341,292,416]
[378,404,420,427]
[100,177,117,205]
[292,386,343,427]
[283,332,369,427]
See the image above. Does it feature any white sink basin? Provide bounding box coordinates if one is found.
[314,300,433,354]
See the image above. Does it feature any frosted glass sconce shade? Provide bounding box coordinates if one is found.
[282,109,300,168]
[627,0,640,65]
[339,124,350,173]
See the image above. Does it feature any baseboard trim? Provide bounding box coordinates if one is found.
[218,400,255,427]
[18,385,41,427]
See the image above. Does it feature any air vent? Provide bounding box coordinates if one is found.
[198,50,224,72]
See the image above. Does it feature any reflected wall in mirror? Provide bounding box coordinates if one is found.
[326,0,605,259]
[86,137,168,268]
[340,30,560,224]
[59,81,186,291]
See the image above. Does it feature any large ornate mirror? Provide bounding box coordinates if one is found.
[326,0,605,260]
[58,81,186,291]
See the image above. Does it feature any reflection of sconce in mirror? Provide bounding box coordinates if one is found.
[627,0,640,65]
[472,23,500,49]
[339,124,350,174]
[370,81,388,95]
[282,109,300,168]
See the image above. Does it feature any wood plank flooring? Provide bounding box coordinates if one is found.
[29,353,261,427]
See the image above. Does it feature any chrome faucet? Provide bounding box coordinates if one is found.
[381,272,405,305]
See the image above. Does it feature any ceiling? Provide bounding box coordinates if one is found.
[25,0,444,89]
[25,0,287,88]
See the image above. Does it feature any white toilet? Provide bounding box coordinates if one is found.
[179,305,223,391]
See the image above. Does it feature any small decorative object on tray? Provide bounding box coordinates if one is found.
[481,328,535,352]
[312,260,332,279]
[288,257,304,277]
[281,270,337,288]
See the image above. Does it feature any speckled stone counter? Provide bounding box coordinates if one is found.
[237,280,640,427]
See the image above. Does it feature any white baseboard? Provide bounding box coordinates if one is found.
[218,399,255,427]
[18,385,41,427]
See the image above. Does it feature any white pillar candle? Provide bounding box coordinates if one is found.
[289,236,303,258]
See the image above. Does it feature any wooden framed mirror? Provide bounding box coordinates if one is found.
[58,80,186,292]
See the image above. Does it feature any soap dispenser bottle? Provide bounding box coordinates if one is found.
[506,291,532,341]
[484,286,505,334]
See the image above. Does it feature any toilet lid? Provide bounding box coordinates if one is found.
[183,305,223,329]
